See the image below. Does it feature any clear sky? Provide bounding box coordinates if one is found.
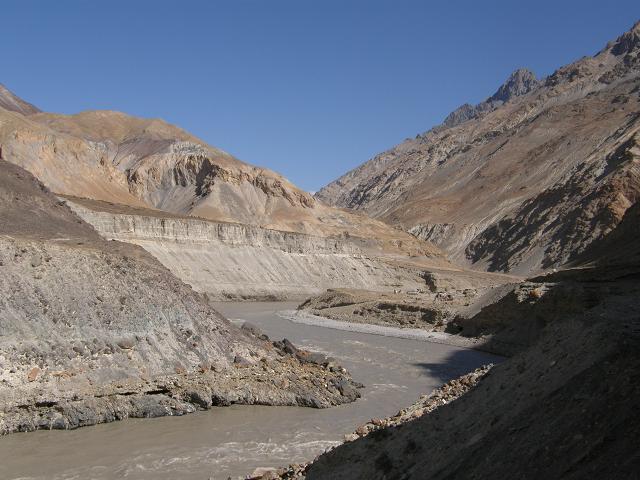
[2,1,639,191]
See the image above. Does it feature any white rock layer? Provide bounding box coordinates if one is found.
[69,202,425,299]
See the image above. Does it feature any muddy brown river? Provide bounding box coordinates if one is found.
[0,302,501,479]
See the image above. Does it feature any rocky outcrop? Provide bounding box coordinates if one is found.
[408,223,483,262]
[445,280,612,356]
[296,267,515,332]
[68,202,358,255]
[0,160,362,435]
[465,132,640,272]
[488,68,539,103]
[298,289,452,330]
[316,22,640,275]
[571,198,640,275]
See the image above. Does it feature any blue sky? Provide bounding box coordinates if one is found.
[2,1,638,191]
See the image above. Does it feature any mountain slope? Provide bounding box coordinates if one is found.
[0,83,40,115]
[316,21,640,275]
[0,97,441,259]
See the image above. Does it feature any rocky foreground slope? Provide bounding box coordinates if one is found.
[317,21,640,276]
[0,160,362,435]
[301,271,639,479]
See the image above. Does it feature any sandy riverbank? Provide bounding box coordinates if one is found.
[277,309,485,350]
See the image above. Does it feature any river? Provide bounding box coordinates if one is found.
[0,302,501,479]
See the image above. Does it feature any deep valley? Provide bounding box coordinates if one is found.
[1,14,639,480]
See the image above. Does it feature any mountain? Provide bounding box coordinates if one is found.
[316,21,640,275]
[442,68,539,128]
[0,89,441,259]
[0,83,40,115]
[0,83,454,301]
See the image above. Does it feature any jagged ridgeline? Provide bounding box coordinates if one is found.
[316,21,640,276]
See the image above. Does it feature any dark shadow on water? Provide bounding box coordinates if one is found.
[412,348,503,384]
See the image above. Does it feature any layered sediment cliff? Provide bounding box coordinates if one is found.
[67,200,427,300]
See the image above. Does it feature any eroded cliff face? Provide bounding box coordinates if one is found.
[67,200,429,300]
[0,107,307,223]
[408,223,484,261]
[0,160,362,435]
[316,22,640,275]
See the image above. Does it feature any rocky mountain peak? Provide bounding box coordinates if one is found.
[610,20,640,56]
[0,83,41,115]
[441,68,538,129]
[442,103,477,128]
[316,23,640,276]
[488,68,539,103]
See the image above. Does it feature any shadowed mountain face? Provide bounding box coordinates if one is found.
[300,150,640,480]
[0,88,440,259]
[316,21,640,275]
